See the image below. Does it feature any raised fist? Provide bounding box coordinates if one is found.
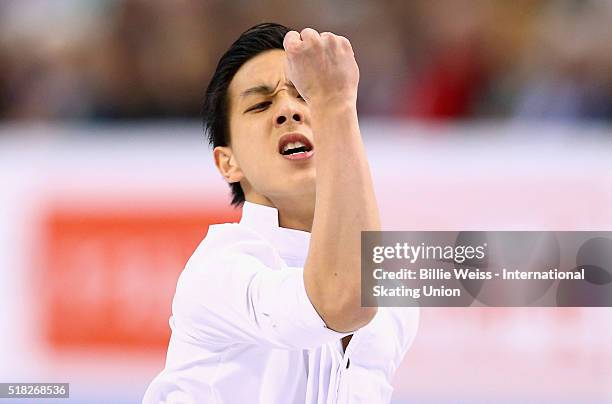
[283,28,359,107]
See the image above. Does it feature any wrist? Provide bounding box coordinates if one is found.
[309,97,357,117]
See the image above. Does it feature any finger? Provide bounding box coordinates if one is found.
[283,30,302,52]
[336,35,353,50]
[320,31,337,48]
[300,27,320,44]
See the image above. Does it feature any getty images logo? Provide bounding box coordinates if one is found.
[453,232,612,306]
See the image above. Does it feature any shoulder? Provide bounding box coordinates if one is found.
[174,222,285,296]
[169,222,284,329]
[186,222,283,271]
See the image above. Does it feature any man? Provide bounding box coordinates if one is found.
[143,23,418,403]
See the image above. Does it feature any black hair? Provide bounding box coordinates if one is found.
[203,22,292,207]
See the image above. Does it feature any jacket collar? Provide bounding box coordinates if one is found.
[239,201,311,267]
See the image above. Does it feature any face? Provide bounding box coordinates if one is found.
[215,49,315,207]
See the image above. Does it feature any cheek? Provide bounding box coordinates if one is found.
[233,136,275,181]
[230,118,284,189]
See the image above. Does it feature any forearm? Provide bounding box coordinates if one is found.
[304,101,380,332]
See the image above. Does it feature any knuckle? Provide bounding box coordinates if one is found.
[300,27,317,38]
[283,32,301,52]
[320,32,336,46]
[338,36,351,47]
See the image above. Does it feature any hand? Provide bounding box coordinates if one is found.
[283,28,359,107]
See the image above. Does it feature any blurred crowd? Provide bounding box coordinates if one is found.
[1,0,611,122]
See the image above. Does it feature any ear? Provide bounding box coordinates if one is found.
[213,146,244,184]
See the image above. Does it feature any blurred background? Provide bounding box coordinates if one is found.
[0,0,611,403]
[2,0,612,121]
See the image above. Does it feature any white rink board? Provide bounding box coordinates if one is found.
[0,121,611,403]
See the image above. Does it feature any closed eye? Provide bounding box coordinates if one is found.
[247,101,272,112]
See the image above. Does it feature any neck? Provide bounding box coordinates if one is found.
[275,199,314,232]
[244,193,314,232]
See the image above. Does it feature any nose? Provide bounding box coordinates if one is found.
[273,96,304,127]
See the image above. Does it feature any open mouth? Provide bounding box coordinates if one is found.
[277,133,314,160]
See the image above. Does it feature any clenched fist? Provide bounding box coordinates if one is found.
[283,28,359,107]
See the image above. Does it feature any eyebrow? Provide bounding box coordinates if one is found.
[240,81,297,98]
